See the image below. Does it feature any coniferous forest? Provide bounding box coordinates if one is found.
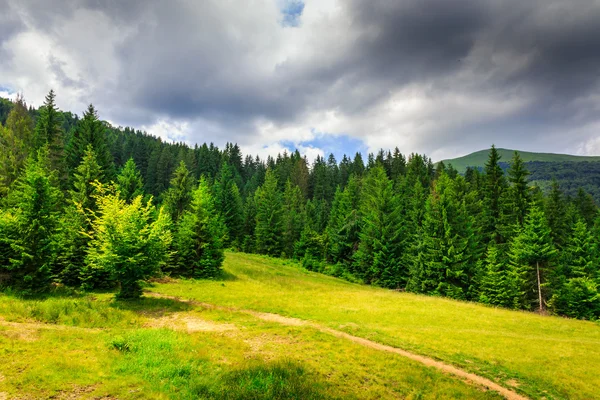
[1,91,599,320]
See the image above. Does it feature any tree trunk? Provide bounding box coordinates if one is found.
[536,261,543,313]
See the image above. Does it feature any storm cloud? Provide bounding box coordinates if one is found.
[1,0,599,160]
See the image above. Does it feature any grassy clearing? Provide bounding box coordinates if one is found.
[0,287,500,399]
[152,251,600,400]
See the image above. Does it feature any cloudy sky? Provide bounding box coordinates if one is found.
[1,0,600,161]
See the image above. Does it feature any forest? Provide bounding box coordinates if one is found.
[0,91,599,320]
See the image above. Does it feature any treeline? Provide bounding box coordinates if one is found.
[0,91,599,320]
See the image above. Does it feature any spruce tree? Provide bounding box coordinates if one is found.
[0,96,34,195]
[55,146,104,286]
[67,104,115,179]
[483,145,508,245]
[33,90,65,180]
[4,149,62,293]
[508,205,557,312]
[326,175,361,267]
[254,169,283,256]
[162,160,194,223]
[506,151,530,229]
[214,162,244,246]
[354,166,406,288]
[545,180,569,249]
[174,177,226,278]
[117,158,145,203]
[478,245,521,308]
[410,174,475,299]
[281,180,305,257]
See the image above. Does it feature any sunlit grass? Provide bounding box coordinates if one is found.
[152,251,600,400]
[0,280,500,399]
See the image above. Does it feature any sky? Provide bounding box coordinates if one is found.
[1,0,600,162]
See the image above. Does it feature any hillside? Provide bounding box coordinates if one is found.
[2,252,599,399]
[441,148,600,173]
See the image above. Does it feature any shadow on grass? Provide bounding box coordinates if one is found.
[110,297,193,316]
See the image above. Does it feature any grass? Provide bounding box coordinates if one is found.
[440,148,600,172]
[151,252,600,400]
[0,279,501,399]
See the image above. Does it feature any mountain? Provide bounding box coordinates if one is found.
[441,148,600,173]
[442,148,600,203]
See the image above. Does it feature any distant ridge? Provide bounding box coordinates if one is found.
[441,148,600,173]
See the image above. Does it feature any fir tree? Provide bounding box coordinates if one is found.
[174,177,226,278]
[67,104,115,179]
[214,162,244,246]
[478,245,521,308]
[354,166,406,288]
[162,160,194,223]
[506,151,530,229]
[509,205,557,312]
[281,180,305,257]
[483,145,508,245]
[3,149,62,293]
[254,169,283,256]
[410,174,475,299]
[33,90,65,179]
[326,175,361,267]
[545,180,569,249]
[117,158,145,203]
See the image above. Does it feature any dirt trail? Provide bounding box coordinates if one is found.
[146,292,528,400]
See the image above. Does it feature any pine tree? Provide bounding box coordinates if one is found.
[117,158,145,203]
[0,95,34,195]
[508,205,557,312]
[410,174,475,299]
[162,160,194,223]
[214,162,244,246]
[254,169,283,256]
[573,188,598,228]
[69,145,103,217]
[545,180,569,249]
[174,177,225,278]
[506,151,530,229]
[66,104,114,179]
[281,180,305,257]
[326,175,361,267]
[3,149,62,293]
[87,195,172,299]
[33,90,65,180]
[478,245,521,308]
[562,220,597,280]
[483,145,508,245]
[354,166,406,288]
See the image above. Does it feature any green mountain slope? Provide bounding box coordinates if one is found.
[441,148,600,173]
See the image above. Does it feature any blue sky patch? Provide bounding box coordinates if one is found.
[280,133,368,162]
[279,0,305,27]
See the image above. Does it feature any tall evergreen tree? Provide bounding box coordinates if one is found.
[281,180,305,257]
[214,162,244,246]
[174,177,225,278]
[66,104,114,179]
[3,149,62,293]
[33,90,65,179]
[506,151,530,229]
[162,160,194,223]
[478,245,522,308]
[545,180,569,249]
[117,158,145,203]
[326,175,361,267]
[254,169,283,256]
[509,205,557,312]
[354,166,406,288]
[483,145,508,245]
[409,174,476,299]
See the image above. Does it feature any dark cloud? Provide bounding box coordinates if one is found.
[1,0,600,157]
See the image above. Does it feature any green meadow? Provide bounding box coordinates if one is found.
[1,251,599,399]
